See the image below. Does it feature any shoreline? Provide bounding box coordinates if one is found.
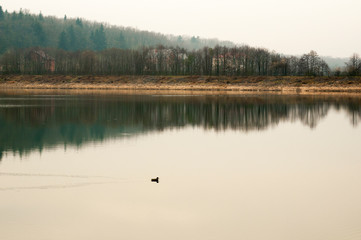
[1,75,361,94]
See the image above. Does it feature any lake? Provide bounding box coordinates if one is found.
[1,90,361,240]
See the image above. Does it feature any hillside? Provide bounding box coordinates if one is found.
[0,6,235,55]
[321,56,348,69]
[0,6,354,71]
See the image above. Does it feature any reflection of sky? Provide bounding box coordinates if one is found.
[1,109,361,240]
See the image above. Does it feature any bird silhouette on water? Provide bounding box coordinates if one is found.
[151,177,159,183]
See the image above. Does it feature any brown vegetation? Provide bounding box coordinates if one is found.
[1,75,361,94]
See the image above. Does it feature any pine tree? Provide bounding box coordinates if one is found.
[58,31,68,50]
[67,25,76,50]
[91,24,107,51]
[118,32,126,49]
[76,18,82,27]
[0,6,6,53]
[177,35,183,44]
[18,9,24,19]
[32,21,46,45]
[0,6,4,21]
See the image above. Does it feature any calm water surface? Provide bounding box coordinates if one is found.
[1,90,361,240]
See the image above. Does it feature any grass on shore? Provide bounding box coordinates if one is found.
[1,75,361,93]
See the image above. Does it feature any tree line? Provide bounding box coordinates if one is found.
[1,6,360,76]
[0,45,345,76]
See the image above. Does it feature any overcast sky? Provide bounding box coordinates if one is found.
[2,0,360,58]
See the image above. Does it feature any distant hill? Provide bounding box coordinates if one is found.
[0,6,235,55]
[321,56,348,70]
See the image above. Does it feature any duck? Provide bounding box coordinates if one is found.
[151,177,159,183]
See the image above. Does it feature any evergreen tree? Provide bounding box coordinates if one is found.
[118,32,126,49]
[58,31,68,50]
[76,18,82,27]
[91,24,107,51]
[190,36,200,49]
[0,6,6,53]
[191,36,200,44]
[90,31,94,44]
[32,21,46,45]
[11,11,17,20]
[18,9,24,19]
[177,35,183,44]
[0,6,4,21]
[67,25,76,51]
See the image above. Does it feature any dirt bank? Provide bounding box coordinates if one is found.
[1,75,361,94]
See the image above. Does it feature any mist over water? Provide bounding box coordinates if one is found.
[1,91,361,240]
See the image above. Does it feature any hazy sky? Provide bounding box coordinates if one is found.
[2,0,361,57]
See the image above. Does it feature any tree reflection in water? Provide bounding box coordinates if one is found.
[1,93,361,160]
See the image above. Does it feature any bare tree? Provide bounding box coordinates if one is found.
[346,53,361,76]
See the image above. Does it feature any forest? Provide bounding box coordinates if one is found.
[0,6,360,77]
[0,6,233,54]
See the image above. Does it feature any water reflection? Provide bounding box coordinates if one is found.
[1,91,361,159]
